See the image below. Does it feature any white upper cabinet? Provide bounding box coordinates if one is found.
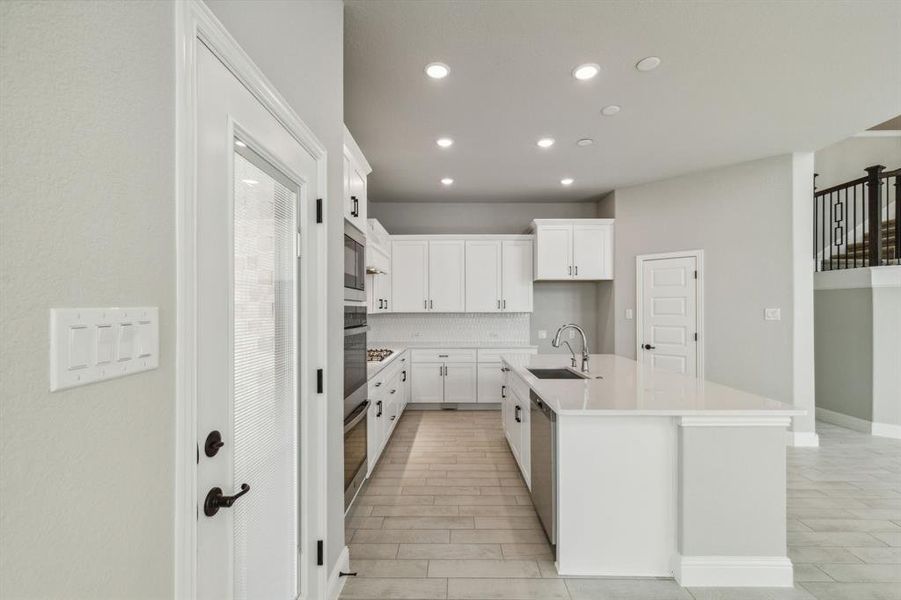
[391,240,429,312]
[532,219,614,280]
[534,224,572,279]
[464,240,533,312]
[501,240,533,311]
[428,240,465,312]
[465,240,502,312]
[343,126,371,230]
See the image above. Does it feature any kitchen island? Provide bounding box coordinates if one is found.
[500,353,804,587]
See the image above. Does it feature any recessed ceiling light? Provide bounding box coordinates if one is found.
[234,140,247,148]
[576,138,594,147]
[635,56,661,72]
[537,137,555,148]
[436,137,454,148]
[560,178,574,186]
[425,62,450,79]
[441,177,454,186]
[242,179,259,186]
[601,105,621,116]
[572,63,600,81]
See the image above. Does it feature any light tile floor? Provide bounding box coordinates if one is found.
[341,412,901,600]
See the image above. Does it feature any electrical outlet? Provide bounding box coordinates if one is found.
[625,309,634,320]
[537,330,547,340]
[764,308,781,321]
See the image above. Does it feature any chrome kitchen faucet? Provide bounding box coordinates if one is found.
[552,323,590,373]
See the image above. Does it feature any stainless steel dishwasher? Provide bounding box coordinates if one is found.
[529,389,557,546]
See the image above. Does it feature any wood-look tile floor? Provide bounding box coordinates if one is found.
[341,412,901,600]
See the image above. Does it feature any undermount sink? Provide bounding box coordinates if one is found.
[527,368,588,380]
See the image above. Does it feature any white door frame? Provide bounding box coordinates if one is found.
[174,2,329,598]
[635,250,705,380]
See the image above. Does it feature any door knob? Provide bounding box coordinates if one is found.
[643,344,656,350]
[204,483,250,517]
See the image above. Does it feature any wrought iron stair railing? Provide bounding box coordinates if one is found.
[814,164,900,272]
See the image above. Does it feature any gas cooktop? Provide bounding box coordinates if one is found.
[367,348,394,362]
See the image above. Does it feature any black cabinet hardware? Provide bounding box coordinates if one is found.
[317,369,323,393]
[378,299,383,309]
[501,384,506,399]
[401,370,406,382]
[350,196,359,217]
[376,400,383,417]
[317,540,323,566]
[316,198,323,223]
[643,344,656,350]
[514,405,521,423]
[204,483,250,517]
[204,430,224,457]
[503,299,506,309]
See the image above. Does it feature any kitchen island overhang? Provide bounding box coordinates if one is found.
[501,353,805,588]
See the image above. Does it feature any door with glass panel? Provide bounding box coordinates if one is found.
[195,41,317,599]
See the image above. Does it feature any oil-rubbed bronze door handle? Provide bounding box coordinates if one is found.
[204,483,250,517]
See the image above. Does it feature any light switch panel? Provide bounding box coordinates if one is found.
[50,307,159,391]
[764,308,781,321]
[625,309,634,320]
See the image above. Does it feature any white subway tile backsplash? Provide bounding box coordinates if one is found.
[369,313,530,345]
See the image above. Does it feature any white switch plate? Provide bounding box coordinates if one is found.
[625,309,634,320]
[50,307,159,391]
[537,330,547,340]
[764,308,781,321]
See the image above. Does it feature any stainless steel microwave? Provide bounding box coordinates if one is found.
[344,221,366,302]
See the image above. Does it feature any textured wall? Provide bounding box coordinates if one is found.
[0,1,175,597]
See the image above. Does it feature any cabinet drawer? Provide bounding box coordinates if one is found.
[477,348,537,363]
[411,348,477,363]
[506,370,530,405]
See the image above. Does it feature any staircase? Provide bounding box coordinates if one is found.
[815,165,900,272]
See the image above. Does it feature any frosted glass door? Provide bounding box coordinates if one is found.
[232,145,298,599]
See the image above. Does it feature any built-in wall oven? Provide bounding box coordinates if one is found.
[344,222,366,302]
[344,304,369,509]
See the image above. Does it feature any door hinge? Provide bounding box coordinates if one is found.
[317,369,324,394]
[316,198,323,224]
[693,270,698,279]
[316,540,324,566]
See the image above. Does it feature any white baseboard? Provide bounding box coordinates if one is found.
[787,430,820,447]
[673,555,793,587]
[872,422,901,439]
[816,407,872,433]
[327,545,350,600]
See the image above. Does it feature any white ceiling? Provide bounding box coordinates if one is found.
[345,1,901,203]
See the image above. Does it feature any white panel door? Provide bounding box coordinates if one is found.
[465,240,502,312]
[477,364,504,403]
[197,42,313,600]
[535,225,573,279]
[572,223,611,280]
[444,364,477,403]
[391,241,429,312]
[428,240,465,312]
[412,363,444,403]
[640,256,698,376]
[502,240,533,311]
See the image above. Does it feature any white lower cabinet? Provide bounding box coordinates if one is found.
[412,363,445,403]
[443,364,477,403]
[367,353,408,474]
[478,364,505,403]
[503,367,531,487]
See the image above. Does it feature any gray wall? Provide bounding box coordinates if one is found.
[872,286,901,428]
[0,1,175,597]
[370,201,605,353]
[204,0,347,573]
[613,155,796,405]
[814,288,874,421]
[371,201,597,235]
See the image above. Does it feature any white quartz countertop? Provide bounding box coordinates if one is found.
[501,353,805,417]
